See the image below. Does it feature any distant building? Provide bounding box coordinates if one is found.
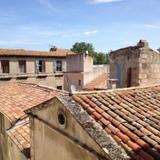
[109,39,160,88]
[64,53,109,91]
[0,48,74,89]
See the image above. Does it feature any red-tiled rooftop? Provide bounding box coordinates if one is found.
[83,73,108,90]
[0,48,75,57]
[7,118,30,152]
[0,83,65,123]
[72,85,160,160]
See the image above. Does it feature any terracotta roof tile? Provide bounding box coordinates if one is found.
[83,73,108,90]
[7,118,30,151]
[72,85,160,160]
[0,83,64,123]
[0,48,75,57]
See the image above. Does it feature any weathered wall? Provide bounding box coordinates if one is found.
[109,40,160,88]
[0,115,27,160]
[64,72,83,91]
[7,139,27,160]
[30,98,107,160]
[83,65,109,85]
[109,47,140,88]
[139,48,160,85]
[66,54,93,73]
[0,57,65,89]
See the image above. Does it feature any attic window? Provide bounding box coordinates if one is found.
[57,111,66,129]
[58,113,65,125]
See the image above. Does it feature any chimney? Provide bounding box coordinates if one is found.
[50,46,57,52]
[137,39,149,48]
[108,79,117,89]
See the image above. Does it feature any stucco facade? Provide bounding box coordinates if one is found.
[109,39,160,88]
[64,53,109,91]
[0,56,66,89]
[28,98,108,160]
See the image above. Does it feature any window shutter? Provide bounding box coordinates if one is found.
[35,60,39,73]
[53,61,56,72]
[62,61,66,72]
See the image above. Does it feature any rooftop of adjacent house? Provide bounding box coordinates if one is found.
[1,83,67,157]
[0,83,67,123]
[7,117,30,152]
[58,84,160,160]
[83,73,108,90]
[0,48,75,57]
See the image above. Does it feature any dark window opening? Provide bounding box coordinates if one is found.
[127,67,132,87]
[58,113,65,125]
[57,86,62,90]
[19,60,26,73]
[78,80,81,86]
[56,61,62,71]
[1,60,9,73]
[36,60,45,73]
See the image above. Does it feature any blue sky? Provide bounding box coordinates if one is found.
[0,0,160,52]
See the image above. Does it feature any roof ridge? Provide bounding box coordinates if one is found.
[73,83,160,95]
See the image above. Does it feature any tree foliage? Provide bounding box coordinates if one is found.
[71,42,109,64]
[71,42,94,56]
[93,52,109,64]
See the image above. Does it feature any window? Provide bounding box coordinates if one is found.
[1,60,9,73]
[78,80,81,86]
[36,60,45,73]
[19,60,26,73]
[57,86,62,90]
[56,61,62,71]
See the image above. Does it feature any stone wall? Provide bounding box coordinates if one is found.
[109,46,140,88]
[109,40,160,88]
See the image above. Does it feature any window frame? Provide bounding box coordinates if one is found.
[1,60,10,74]
[36,60,46,73]
[19,60,26,74]
[56,60,62,72]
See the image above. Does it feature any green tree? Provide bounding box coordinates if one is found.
[71,42,95,56]
[93,52,109,64]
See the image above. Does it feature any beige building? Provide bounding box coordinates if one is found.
[64,53,109,91]
[109,39,160,88]
[0,48,74,89]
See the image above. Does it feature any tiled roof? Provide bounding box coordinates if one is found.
[0,83,64,123]
[83,73,108,90]
[7,118,30,152]
[0,48,75,57]
[72,85,160,160]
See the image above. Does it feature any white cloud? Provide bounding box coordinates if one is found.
[145,24,160,29]
[84,30,98,36]
[89,0,124,4]
[36,0,54,10]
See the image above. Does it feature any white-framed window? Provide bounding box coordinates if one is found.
[35,60,45,73]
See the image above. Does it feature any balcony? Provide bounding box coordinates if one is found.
[0,74,12,80]
[16,73,28,79]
